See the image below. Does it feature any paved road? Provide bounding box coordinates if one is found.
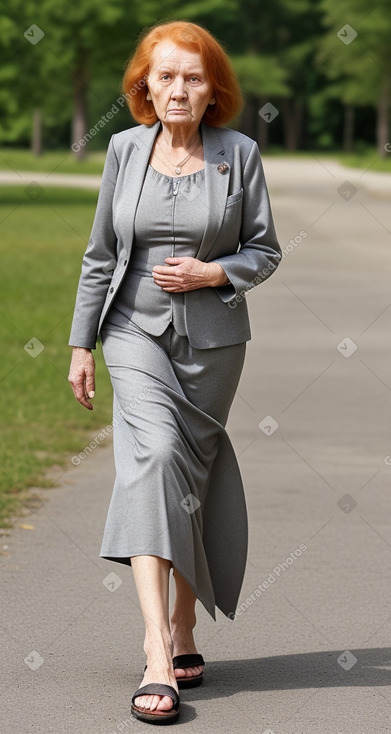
[0,170,102,190]
[2,157,391,734]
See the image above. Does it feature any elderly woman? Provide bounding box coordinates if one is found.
[68,20,281,725]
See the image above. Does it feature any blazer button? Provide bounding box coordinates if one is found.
[109,287,114,293]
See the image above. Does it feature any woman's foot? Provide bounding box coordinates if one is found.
[170,621,204,681]
[134,639,179,714]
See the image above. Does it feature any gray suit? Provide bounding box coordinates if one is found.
[68,121,281,350]
[69,121,282,619]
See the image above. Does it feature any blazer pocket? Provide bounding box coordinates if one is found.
[226,189,243,207]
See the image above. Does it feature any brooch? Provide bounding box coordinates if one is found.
[217,162,229,174]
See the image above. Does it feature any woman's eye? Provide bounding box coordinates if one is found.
[159,74,201,82]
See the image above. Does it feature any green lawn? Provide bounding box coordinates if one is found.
[337,150,391,174]
[264,147,391,173]
[0,148,106,175]
[1,146,391,176]
[0,187,114,527]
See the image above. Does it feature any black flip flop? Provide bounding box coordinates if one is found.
[172,653,205,689]
[131,683,180,724]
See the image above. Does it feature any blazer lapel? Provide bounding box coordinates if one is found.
[196,122,230,261]
[121,121,161,256]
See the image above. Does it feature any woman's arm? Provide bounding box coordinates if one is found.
[68,135,119,349]
[152,140,280,297]
[212,141,281,303]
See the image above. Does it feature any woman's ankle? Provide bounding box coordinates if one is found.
[170,614,196,633]
[143,631,173,659]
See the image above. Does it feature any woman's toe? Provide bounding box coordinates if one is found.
[175,664,203,678]
[156,694,176,711]
[174,666,187,678]
[134,694,150,709]
[135,693,174,712]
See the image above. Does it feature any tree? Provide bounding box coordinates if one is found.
[0,4,55,151]
[319,0,391,155]
[40,0,138,158]
[200,0,325,150]
[231,54,288,147]
[1,0,388,154]
[0,0,141,156]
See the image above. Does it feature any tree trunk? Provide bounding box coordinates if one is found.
[240,96,257,140]
[343,104,355,152]
[31,108,43,156]
[281,98,303,151]
[71,49,89,160]
[376,74,390,157]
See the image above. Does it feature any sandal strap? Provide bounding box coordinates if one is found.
[132,683,179,710]
[172,653,205,669]
[145,654,205,672]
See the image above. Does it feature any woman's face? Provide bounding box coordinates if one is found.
[146,40,213,128]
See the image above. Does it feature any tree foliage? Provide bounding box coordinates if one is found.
[0,0,388,153]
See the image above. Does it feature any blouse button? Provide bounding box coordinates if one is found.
[124,260,128,266]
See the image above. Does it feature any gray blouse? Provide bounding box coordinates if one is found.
[109,164,207,336]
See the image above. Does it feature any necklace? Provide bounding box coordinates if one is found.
[156,135,202,175]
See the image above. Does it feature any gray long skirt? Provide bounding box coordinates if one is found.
[99,314,248,620]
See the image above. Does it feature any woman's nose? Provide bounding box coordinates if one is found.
[171,78,187,99]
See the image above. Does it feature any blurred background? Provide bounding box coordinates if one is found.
[0,0,390,160]
[0,0,390,526]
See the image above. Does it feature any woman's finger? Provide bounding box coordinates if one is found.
[85,369,95,399]
[69,372,94,410]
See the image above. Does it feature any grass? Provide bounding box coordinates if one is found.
[262,147,391,172]
[0,148,106,175]
[337,149,391,174]
[1,146,391,177]
[0,187,114,527]
[269,149,391,173]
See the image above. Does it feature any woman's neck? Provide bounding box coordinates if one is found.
[158,122,202,151]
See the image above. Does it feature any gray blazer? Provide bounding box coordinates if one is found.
[69,120,281,350]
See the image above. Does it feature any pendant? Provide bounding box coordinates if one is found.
[175,167,181,175]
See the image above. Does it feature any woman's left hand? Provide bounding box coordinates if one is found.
[152,257,229,292]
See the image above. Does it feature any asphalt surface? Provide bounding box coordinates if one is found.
[1,156,391,734]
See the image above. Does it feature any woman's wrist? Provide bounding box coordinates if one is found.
[208,262,230,287]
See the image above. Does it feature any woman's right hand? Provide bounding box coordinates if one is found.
[68,347,96,411]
